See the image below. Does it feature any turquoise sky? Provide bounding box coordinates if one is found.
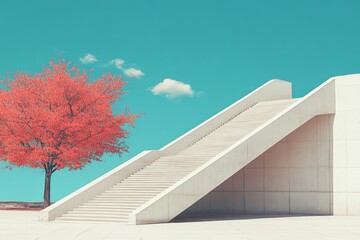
[1,0,360,202]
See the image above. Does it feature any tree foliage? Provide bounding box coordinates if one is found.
[0,60,137,206]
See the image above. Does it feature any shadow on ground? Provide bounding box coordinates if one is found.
[172,213,327,223]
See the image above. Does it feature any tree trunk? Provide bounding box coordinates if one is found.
[43,170,52,208]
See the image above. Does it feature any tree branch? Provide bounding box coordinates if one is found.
[68,103,75,117]
[51,164,57,173]
[57,120,119,157]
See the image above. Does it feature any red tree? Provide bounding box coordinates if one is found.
[0,60,137,207]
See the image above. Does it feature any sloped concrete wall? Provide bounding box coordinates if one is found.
[182,114,334,216]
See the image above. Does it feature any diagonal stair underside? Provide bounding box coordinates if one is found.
[55,98,298,223]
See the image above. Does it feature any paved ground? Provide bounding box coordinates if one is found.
[1,211,360,240]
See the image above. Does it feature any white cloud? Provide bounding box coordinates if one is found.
[109,59,144,78]
[151,78,195,99]
[110,58,125,70]
[124,68,145,78]
[80,53,98,64]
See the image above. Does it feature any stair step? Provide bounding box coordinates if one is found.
[69,209,133,215]
[151,160,205,163]
[74,209,134,214]
[98,195,157,199]
[156,160,207,163]
[99,193,159,197]
[102,189,161,193]
[106,189,166,193]
[160,156,211,158]
[146,164,201,167]
[144,169,194,173]
[82,203,140,207]
[121,180,177,183]
[76,205,136,214]
[90,199,143,202]
[128,176,182,178]
[73,208,134,213]
[111,184,170,188]
[125,178,181,181]
[109,187,170,190]
[129,176,186,179]
[63,213,129,218]
[95,195,155,198]
[56,216,127,223]
[133,172,189,176]
[125,178,182,181]
[156,159,205,163]
[82,202,140,207]
[109,187,168,191]
[134,170,190,173]
[144,166,200,169]
[102,189,161,192]
[94,195,151,199]
[89,199,146,203]
[161,155,211,157]
[83,207,141,211]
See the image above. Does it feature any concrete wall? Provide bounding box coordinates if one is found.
[183,114,334,216]
[183,75,360,217]
[333,75,360,215]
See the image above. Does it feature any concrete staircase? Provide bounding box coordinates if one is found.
[55,98,298,223]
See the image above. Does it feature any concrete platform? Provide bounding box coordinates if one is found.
[1,210,360,240]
